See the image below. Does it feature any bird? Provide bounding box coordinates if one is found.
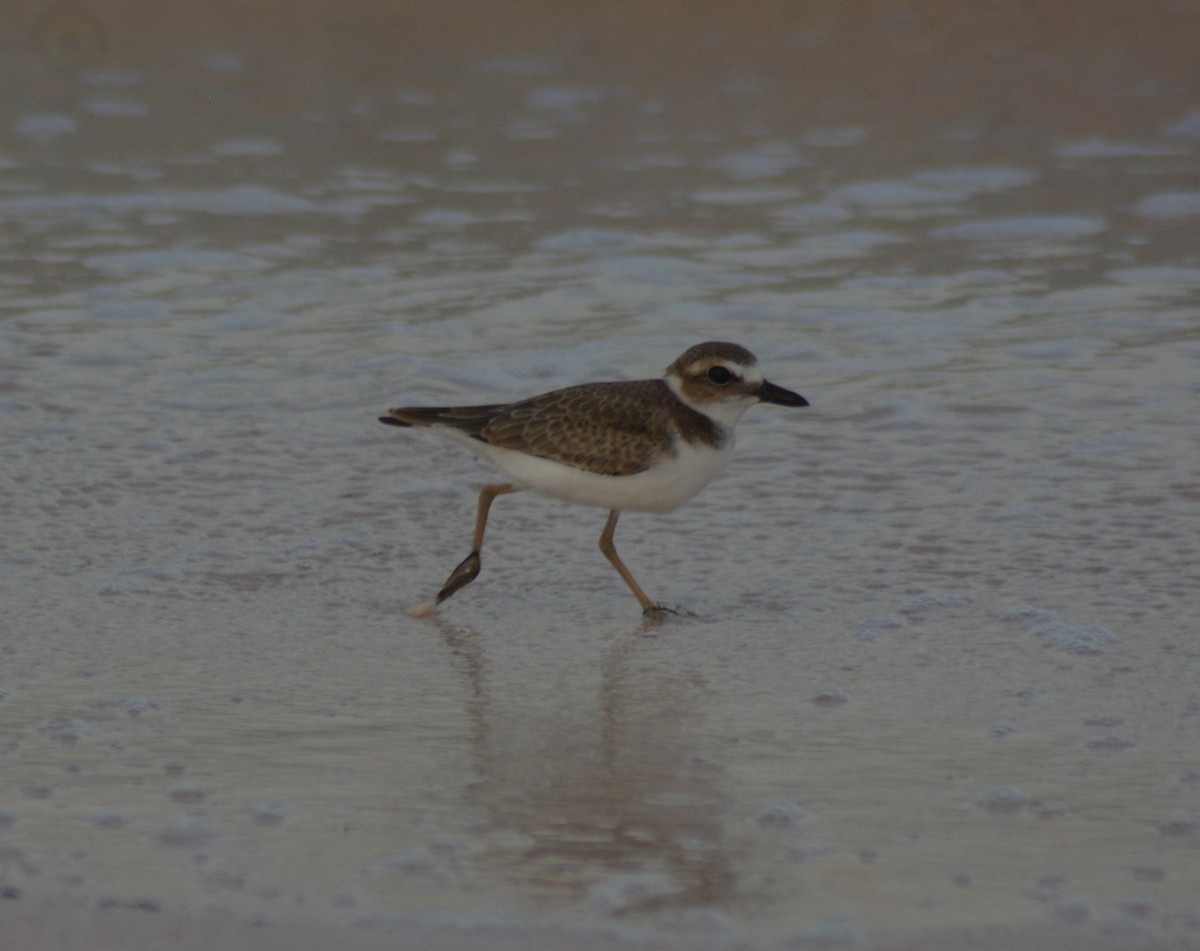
[378,341,808,615]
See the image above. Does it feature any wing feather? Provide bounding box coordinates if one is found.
[385,380,677,476]
[481,381,675,476]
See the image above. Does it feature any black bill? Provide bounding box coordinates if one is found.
[756,379,809,407]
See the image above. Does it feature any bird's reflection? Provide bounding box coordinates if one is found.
[432,614,736,915]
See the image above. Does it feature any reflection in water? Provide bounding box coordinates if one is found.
[33,4,107,66]
[3,1,1200,946]
[440,618,734,915]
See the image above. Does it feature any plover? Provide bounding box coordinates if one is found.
[379,341,808,615]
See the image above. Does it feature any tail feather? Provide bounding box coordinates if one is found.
[378,404,504,438]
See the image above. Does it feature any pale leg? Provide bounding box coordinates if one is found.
[436,483,520,604]
[598,509,664,615]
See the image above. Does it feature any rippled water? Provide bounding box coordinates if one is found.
[3,4,1199,950]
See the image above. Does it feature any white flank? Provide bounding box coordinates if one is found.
[433,425,734,514]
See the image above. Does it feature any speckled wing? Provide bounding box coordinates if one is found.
[385,380,676,476]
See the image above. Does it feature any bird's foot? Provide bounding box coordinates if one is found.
[436,551,481,604]
[642,603,695,619]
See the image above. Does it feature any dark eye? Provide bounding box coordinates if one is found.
[706,365,734,386]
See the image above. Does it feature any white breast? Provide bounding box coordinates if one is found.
[435,427,735,514]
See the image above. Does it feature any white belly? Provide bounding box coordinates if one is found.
[437,428,733,513]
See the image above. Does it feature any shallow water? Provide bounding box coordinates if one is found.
[3,3,1200,949]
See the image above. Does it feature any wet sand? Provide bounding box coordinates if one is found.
[3,1,1200,948]
[4,902,1197,951]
